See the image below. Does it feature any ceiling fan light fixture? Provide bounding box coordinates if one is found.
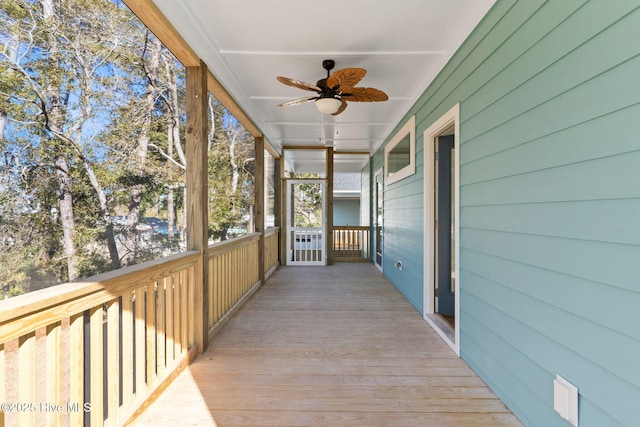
[315,97,342,114]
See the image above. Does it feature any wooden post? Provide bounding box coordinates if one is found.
[255,137,265,283]
[186,60,209,353]
[326,147,334,265]
[279,154,288,266]
[274,154,282,265]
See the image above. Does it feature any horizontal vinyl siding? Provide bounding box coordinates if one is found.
[371,0,640,425]
[334,199,360,226]
[374,137,424,312]
[458,1,640,426]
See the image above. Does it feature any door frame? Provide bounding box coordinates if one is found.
[423,103,460,356]
[373,168,384,272]
[286,179,327,266]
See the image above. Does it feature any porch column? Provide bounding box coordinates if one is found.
[274,153,282,265]
[326,146,334,265]
[186,60,209,353]
[279,155,288,265]
[254,137,265,283]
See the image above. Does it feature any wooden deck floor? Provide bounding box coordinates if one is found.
[133,263,523,427]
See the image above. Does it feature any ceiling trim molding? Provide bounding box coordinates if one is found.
[218,50,449,56]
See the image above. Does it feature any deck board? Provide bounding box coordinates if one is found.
[133,263,523,427]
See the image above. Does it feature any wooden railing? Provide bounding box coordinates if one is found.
[0,252,200,427]
[264,227,280,278]
[333,226,370,262]
[0,228,281,427]
[206,228,280,340]
[206,233,259,336]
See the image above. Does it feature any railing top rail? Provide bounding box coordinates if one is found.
[264,226,280,237]
[0,250,200,328]
[333,226,370,230]
[207,232,261,255]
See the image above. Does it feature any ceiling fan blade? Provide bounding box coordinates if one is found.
[277,76,322,92]
[332,99,348,116]
[327,68,366,91]
[277,95,318,107]
[342,87,389,102]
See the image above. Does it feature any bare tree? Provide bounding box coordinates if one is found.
[121,35,162,266]
[41,0,79,280]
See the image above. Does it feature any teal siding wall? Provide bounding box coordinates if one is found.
[369,140,425,312]
[372,1,640,426]
[334,199,360,226]
[360,162,370,227]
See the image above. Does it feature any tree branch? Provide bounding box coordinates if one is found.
[148,143,186,170]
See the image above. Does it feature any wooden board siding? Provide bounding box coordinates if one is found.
[133,263,522,427]
[370,0,640,426]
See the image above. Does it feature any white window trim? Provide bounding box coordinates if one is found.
[385,115,416,185]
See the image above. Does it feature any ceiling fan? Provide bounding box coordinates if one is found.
[276,59,388,115]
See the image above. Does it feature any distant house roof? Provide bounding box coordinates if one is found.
[334,173,361,199]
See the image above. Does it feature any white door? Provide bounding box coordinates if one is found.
[287,180,326,265]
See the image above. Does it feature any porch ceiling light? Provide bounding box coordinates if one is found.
[315,97,342,115]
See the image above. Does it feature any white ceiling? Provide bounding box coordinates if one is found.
[151,0,495,172]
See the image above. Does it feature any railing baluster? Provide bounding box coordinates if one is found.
[180,270,188,353]
[219,252,225,322]
[106,299,120,423]
[165,277,174,365]
[18,333,36,426]
[231,249,237,304]
[46,322,63,426]
[187,265,195,347]
[135,286,146,399]
[121,292,134,414]
[146,283,157,389]
[173,276,182,360]
[89,305,104,426]
[207,258,214,328]
[157,279,166,376]
[227,251,232,312]
[212,255,219,325]
[68,313,84,426]
[0,343,4,427]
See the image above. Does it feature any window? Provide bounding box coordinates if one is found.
[385,116,416,184]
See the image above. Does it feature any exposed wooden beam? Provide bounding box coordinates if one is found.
[264,139,280,159]
[206,73,262,139]
[122,0,199,67]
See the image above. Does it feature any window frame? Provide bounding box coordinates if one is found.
[384,115,416,185]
